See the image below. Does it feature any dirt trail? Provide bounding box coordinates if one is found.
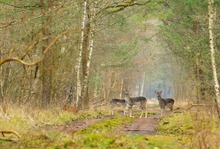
[43,118,104,133]
[45,103,173,135]
[115,103,165,135]
[116,115,161,135]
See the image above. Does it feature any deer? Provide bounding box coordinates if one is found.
[155,91,174,117]
[110,98,127,116]
[124,89,147,118]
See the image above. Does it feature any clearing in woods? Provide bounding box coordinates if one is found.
[1,102,180,149]
[51,102,167,136]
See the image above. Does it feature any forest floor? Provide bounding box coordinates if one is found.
[45,103,171,136]
[2,101,218,148]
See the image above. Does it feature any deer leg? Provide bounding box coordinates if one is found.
[129,108,132,117]
[145,109,148,118]
[170,105,173,111]
[140,106,147,118]
[145,102,148,118]
[123,106,126,115]
[110,105,114,115]
[110,109,114,115]
[161,109,163,117]
[168,104,173,111]
[139,109,143,118]
[129,107,133,117]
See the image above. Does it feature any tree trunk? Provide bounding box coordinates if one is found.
[41,30,52,107]
[41,0,53,107]
[81,2,96,108]
[140,71,145,96]
[195,53,205,103]
[75,0,88,107]
[119,79,124,98]
[82,23,90,79]
[208,0,220,117]
[0,55,11,104]
[0,50,3,103]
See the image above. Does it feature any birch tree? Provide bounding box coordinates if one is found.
[208,0,220,117]
[81,1,96,108]
[75,0,88,107]
[76,0,97,109]
[75,0,157,108]
[140,71,145,96]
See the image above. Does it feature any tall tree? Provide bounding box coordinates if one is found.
[40,0,53,107]
[75,0,88,108]
[208,0,220,117]
[159,0,217,102]
[81,1,96,108]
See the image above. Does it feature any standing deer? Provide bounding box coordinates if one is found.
[155,91,174,117]
[110,98,126,116]
[124,89,147,118]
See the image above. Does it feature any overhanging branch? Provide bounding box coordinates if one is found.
[97,0,151,15]
[0,1,42,9]
[0,30,69,66]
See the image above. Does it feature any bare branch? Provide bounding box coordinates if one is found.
[0,130,21,139]
[0,1,41,9]
[97,0,151,15]
[0,30,69,66]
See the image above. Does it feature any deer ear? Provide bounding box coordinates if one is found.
[160,91,162,93]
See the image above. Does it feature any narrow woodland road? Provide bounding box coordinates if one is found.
[44,103,173,136]
[43,118,104,133]
[115,103,166,135]
[116,116,160,135]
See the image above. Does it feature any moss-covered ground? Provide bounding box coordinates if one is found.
[1,104,220,148]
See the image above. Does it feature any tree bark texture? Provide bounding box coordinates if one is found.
[208,0,220,117]
[41,0,53,107]
[81,1,96,108]
[140,71,145,96]
[208,0,220,102]
[75,0,88,107]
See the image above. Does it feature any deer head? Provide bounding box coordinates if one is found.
[123,89,130,96]
[155,91,162,97]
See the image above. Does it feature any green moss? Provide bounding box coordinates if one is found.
[98,134,186,149]
[76,116,133,135]
[83,134,115,148]
[146,135,187,149]
[0,107,203,149]
[72,116,133,148]
[159,112,194,135]
[63,140,76,148]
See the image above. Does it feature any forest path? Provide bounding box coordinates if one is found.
[43,102,174,136]
[115,115,160,135]
[114,103,168,135]
[42,118,104,134]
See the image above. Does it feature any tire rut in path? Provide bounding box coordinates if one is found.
[115,103,173,135]
[115,115,161,135]
[43,118,105,134]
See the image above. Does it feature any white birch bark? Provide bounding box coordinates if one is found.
[75,0,88,106]
[208,0,220,104]
[81,1,96,104]
[140,71,145,96]
[119,79,124,98]
[0,50,3,100]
